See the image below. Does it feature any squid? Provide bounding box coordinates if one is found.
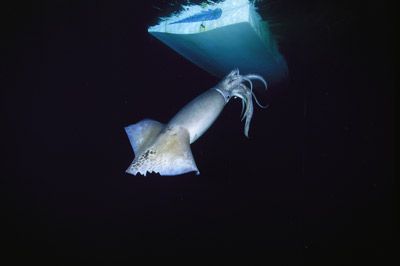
[125,69,268,176]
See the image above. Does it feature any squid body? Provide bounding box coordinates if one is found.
[125,70,267,176]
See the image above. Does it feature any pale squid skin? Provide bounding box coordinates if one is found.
[167,88,225,144]
[125,69,268,176]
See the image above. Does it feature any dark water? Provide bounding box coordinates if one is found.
[2,0,395,261]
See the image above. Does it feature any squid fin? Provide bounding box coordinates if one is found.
[125,119,164,155]
[125,121,199,176]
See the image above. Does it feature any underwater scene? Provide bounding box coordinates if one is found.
[2,0,395,261]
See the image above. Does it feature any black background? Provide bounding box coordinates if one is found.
[2,0,396,261]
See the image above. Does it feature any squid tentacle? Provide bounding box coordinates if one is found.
[245,74,268,90]
[243,90,254,137]
[245,74,268,108]
[251,91,268,109]
[232,90,247,120]
[231,73,268,137]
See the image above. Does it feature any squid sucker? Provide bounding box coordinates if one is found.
[125,69,268,176]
